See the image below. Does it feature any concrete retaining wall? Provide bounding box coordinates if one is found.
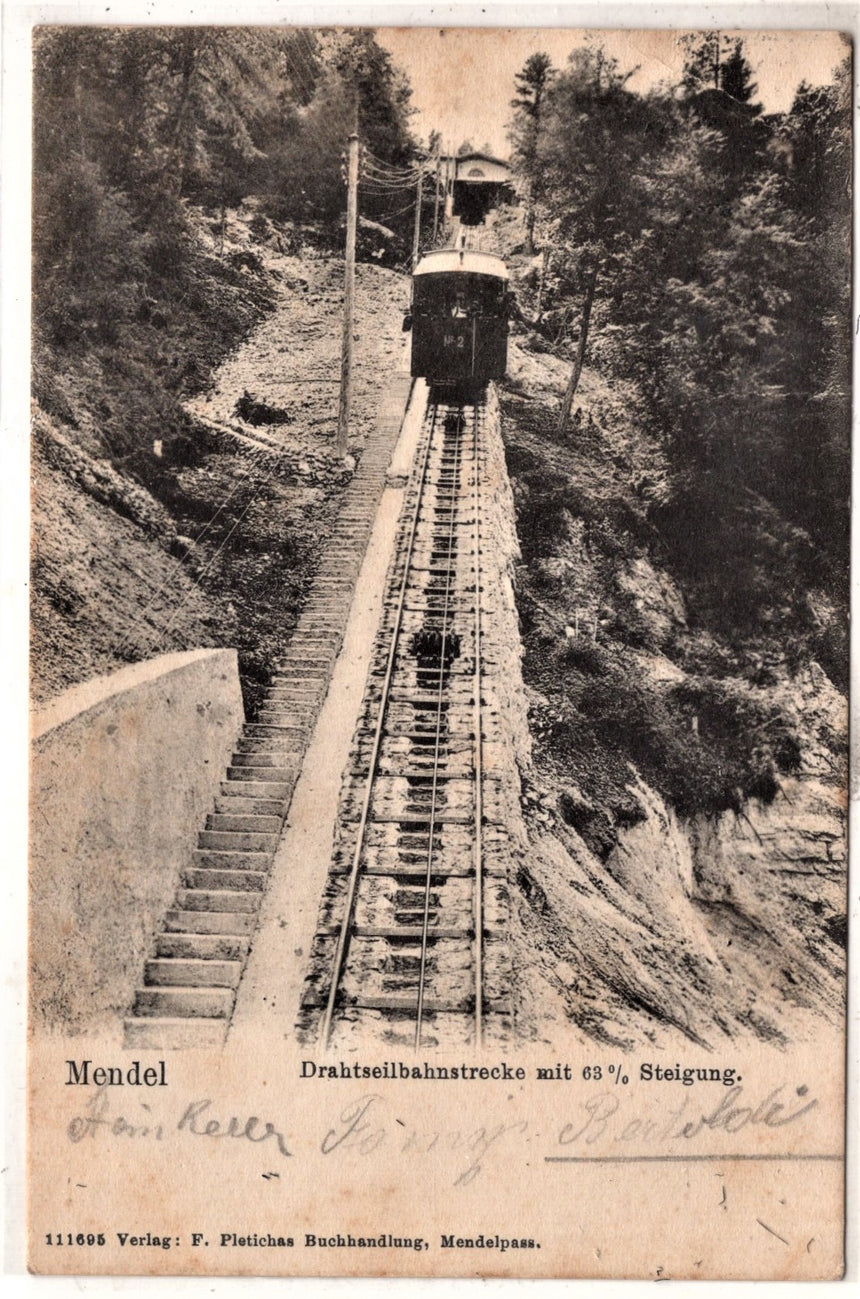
[30,649,244,1033]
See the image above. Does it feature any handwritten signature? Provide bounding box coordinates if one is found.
[556,1085,818,1149]
[320,1093,528,1186]
[65,1083,822,1181]
[68,1089,291,1157]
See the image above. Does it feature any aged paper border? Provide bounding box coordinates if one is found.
[4,0,858,1292]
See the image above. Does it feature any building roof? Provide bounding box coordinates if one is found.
[450,151,510,169]
[413,250,509,280]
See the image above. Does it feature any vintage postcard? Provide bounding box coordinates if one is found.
[25,19,850,1280]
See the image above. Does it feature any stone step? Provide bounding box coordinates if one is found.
[234,735,306,756]
[156,932,251,961]
[220,778,291,800]
[198,829,280,852]
[263,693,322,709]
[274,654,334,668]
[144,957,242,988]
[265,688,325,702]
[206,813,282,833]
[266,674,324,691]
[256,712,315,729]
[260,700,324,717]
[262,689,325,704]
[243,724,309,740]
[213,794,287,817]
[257,712,318,729]
[223,763,294,784]
[132,986,234,1018]
[192,848,272,871]
[163,909,258,935]
[175,888,263,913]
[123,1017,228,1049]
[274,654,335,665]
[283,632,340,645]
[225,767,296,787]
[183,867,268,892]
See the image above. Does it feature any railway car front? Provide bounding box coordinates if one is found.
[406,250,509,395]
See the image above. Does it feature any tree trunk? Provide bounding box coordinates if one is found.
[522,89,544,257]
[524,191,536,256]
[159,32,201,200]
[558,261,598,436]
[536,246,551,322]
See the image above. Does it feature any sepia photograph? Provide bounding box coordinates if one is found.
[22,15,850,1280]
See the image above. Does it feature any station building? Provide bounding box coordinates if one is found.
[444,152,514,226]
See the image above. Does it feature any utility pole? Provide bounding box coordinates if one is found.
[411,159,424,270]
[336,130,359,458]
[445,143,453,217]
[431,142,441,243]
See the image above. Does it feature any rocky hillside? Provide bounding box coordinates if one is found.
[31,205,409,715]
[495,251,847,1049]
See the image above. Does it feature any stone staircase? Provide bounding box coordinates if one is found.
[124,375,413,1048]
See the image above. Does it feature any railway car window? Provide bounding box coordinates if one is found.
[412,272,508,318]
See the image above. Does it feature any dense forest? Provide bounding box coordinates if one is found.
[502,34,849,828]
[508,36,850,668]
[31,26,432,708]
[33,27,420,481]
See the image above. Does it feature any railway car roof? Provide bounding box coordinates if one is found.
[413,250,509,279]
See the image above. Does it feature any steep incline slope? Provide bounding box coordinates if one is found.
[498,333,846,1049]
[32,208,409,715]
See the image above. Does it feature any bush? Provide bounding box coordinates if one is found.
[559,639,609,675]
[541,655,800,820]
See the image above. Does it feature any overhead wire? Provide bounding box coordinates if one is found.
[363,195,423,223]
[281,36,431,211]
[360,163,423,179]
[359,167,425,183]
[359,183,422,198]
[153,477,272,645]
[360,161,425,184]
[363,146,426,173]
[113,436,281,656]
[361,160,423,181]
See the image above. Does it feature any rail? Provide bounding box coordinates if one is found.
[311,395,488,1051]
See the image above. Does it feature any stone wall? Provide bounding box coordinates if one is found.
[30,649,244,1033]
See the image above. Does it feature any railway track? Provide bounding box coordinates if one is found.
[300,392,512,1051]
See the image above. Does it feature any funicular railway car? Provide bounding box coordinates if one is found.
[404,249,510,395]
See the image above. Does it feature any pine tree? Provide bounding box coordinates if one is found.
[509,52,554,254]
[680,30,753,96]
[681,31,721,92]
[534,45,659,431]
[719,39,761,110]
